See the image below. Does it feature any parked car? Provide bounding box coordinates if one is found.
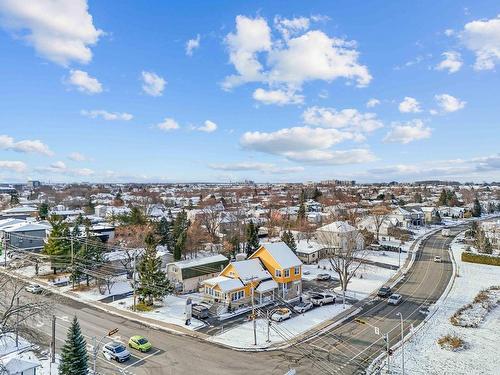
[434,256,442,263]
[377,286,392,298]
[303,270,311,275]
[316,273,332,281]
[25,284,43,294]
[309,293,336,306]
[191,304,209,319]
[128,335,152,352]
[387,294,402,305]
[102,342,131,362]
[293,302,313,314]
[270,308,292,322]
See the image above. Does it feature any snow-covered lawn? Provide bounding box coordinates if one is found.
[364,250,408,267]
[61,277,133,302]
[210,302,351,349]
[109,294,206,330]
[387,234,500,375]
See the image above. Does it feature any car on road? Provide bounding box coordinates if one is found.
[293,302,313,313]
[191,304,210,319]
[309,293,336,306]
[102,342,131,362]
[25,284,43,294]
[270,308,292,322]
[434,256,442,263]
[377,286,392,298]
[316,273,332,281]
[128,335,152,352]
[303,270,311,275]
[387,293,402,305]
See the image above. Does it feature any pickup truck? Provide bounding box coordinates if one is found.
[309,293,336,306]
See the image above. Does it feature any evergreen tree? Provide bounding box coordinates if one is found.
[413,192,423,204]
[281,230,297,253]
[171,210,188,260]
[245,222,260,256]
[437,189,448,206]
[137,233,172,305]
[312,187,322,202]
[472,197,482,217]
[156,217,172,248]
[434,210,442,224]
[297,201,306,223]
[43,216,71,274]
[483,236,493,254]
[10,193,19,206]
[59,316,88,375]
[38,202,49,219]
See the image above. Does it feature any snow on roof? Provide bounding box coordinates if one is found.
[0,218,24,229]
[3,221,50,232]
[203,275,244,292]
[1,206,37,214]
[296,240,324,254]
[170,254,228,269]
[260,242,302,268]
[256,279,278,293]
[231,258,271,283]
[1,353,40,373]
[318,221,356,233]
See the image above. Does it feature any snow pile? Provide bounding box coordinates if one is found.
[450,286,500,328]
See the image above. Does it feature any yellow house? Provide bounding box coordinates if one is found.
[249,242,303,301]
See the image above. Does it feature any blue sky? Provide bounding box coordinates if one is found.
[0,0,499,183]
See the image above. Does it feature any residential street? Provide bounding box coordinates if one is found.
[28,226,462,375]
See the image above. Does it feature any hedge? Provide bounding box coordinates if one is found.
[461,251,500,266]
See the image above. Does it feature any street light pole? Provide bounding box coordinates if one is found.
[396,312,405,375]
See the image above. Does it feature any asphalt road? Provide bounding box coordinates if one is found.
[25,226,463,375]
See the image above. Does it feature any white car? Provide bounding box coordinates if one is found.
[309,293,336,306]
[270,308,292,322]
[293,302,313,314]
[387,294,402,305]
[25,284,43,294]
[316,273,332,281]
[434,256,442,263]
[102,342,131,363]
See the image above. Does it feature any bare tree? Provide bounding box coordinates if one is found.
[370,205,391,242]
[199,207,223,243]
[316,228,366,308]
[0,274,51,342]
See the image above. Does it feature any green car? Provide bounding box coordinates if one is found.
[128,335,152,352]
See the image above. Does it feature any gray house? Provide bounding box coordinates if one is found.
[1,221,51,252]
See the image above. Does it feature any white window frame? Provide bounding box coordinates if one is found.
[294,266,300,275]
[275,269,282,277]
[284,269,290,278]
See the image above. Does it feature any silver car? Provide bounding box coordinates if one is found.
[387,293,402,305]
[102,342,131,362]
[25,284,43,294]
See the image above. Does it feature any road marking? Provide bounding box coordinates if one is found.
[122,349,160,370]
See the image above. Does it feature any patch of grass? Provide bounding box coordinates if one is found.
[438,334,466,351]
[131,302,154,312]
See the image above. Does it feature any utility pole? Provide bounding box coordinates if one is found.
[386,333,390,374]
[133,251,138,310]
[15,297,19,347]
[266,309,270,343]
[51,315,56,363]
[396,312,405,375]
[251,280,256,346]
[70,235,74,289]
[92,336,97,375]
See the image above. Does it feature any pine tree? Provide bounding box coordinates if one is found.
[472,198,482,217]
[281,230,297,253]
[171,210,188,260]
[438,189,448,206]
[297,201,306,223]
[156,217,172,248]
[413,192,423,204]
[245,222,260,256]
[137,233,172,305]
[59,316,88,375]
[38,202,49,219]
[43,216,71,274]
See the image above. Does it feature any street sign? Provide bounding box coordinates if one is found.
[185,297,192,326]
[108,328,119,336]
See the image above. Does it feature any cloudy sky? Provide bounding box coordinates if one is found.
[0,0,499,183]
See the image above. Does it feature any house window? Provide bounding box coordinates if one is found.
[284,269,290,278]
[231,290,245,301]
[294,266,300,275]
[275,269,282,277]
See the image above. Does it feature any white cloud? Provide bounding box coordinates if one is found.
[0,160,27,172]
[157,118,180,132]
[67,70,102,94]
[444,29,455,37]
[81,109,133,121]
[366,98,380,108]
[36,160,94,176]
[398,96,421,113]
[461,15,500,70]
[0,0,102,66]
[284,149,376,165]
[223,15,272,89]
[434,94,466,113]
[383,119,432,144]
[196,120,217,133]
[209,162,303,174]
[0,135,53,156]
[435,51,463,73]
[252,88,304,105]
[186,34,200,56]
[68,152,87,161]
[274,16,310,39]
[141,71,166,96]
[223,15,371,93]
[302,106,383,133]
